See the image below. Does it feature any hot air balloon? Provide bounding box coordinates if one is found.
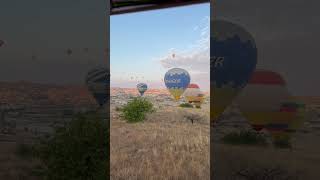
[31,54,37,61]
[137,83,148,96]
[280,99,306,133]
[183,83,205,108]
[235,70,291,132]
[0,40,5,47]
[86,67,109,107]
[83,48,89,53]
[194,93,205,108]
[164,68,190,101]
[184,84,201,103]
[211,19,257,121]
[66,48,73,56]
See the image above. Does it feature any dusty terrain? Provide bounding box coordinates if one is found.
[110,101,210,180]
[212,104,320,180]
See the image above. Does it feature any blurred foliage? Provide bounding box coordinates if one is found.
[33,112,109,180]
[221,130,267,146]
[272,135,292,149]
[179,103,194,108]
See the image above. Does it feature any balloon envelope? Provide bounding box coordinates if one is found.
[280,99,306,133]
[86,67,109,107]
[236,69,292,132]
[184,83,201,103]
[184,83,205,107]
[164,68,190,100]
[211,19,257,120]
[137,83,148,96]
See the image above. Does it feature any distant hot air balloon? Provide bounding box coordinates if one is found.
[164,68,190,101]
[86,67,109,107]
[31,54,37,61]
[137,83,148,96]
[211,19,257,121]
[0,40,5,47]
[66,48,73,56]
[83,48,89,53]
[235,70,292,132]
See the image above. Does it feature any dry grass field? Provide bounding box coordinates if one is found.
[0,134,41,180]
[110,104,210,180]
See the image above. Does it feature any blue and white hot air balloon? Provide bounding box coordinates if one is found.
[211,19,257,120]
[85,66,109,107]
[137,83,148,96]
[164,68,190,100]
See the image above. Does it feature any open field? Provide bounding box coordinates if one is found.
[110,100,210,180]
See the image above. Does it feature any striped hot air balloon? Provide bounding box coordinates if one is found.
[85,67,109,107]
[164,68,190,101]
[184,84,201,103]
[235,69,292,132]
[137,83,148,96]
[183,83,205,108]
[280,100,306,133]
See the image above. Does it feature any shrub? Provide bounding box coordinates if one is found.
[273,137,292,149]
[179,103,194,108]
[33,112,109,180]
[221,130,267,146]
[121,97,154,123]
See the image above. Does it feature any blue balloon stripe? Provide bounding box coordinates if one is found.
[211,37,257,89]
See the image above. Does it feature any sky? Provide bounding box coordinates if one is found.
[110,3,210,91]
[0,0,319,96]
[0,0,107,85]
[215,0,320,96]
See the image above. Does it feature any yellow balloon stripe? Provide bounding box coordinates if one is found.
[169,89,185,100]
[185,96,205,103]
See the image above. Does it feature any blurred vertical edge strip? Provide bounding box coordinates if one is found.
[210,1,214,180]
[110,0,210,15]
[106,0,111,179]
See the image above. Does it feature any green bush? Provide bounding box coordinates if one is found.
[273,137,292,149]
[179,103,194,108]
[121,97,154,123]
[33,112,109,180]
[221,130,267,146]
